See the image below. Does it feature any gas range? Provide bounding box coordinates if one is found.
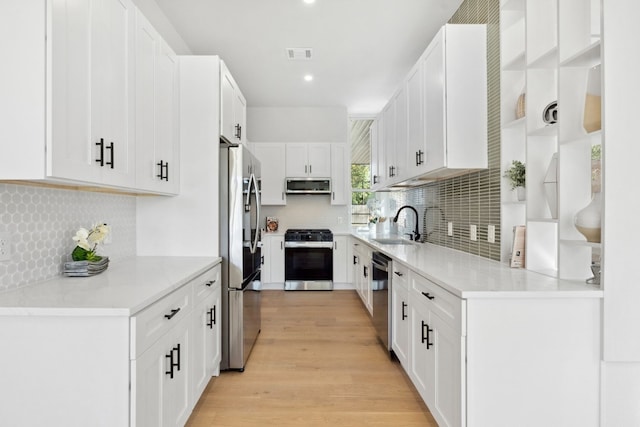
[284,229,333,242]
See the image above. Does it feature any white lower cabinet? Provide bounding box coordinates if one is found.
[333,235,349,285]
[131,264,221,427]
[391,263,409,369]
[191,267,222,399]
[261,234,285,285]
[353,242,372,315]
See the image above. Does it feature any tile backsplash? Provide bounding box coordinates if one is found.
[0,183,136,292]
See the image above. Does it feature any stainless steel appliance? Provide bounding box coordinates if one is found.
[220,143,262,371]
[372,252,392,352]
[284,229,333,290]
[285,178,331,194]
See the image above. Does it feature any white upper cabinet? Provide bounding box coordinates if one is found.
[285,143,331,178]
[0,0,181,195]
[330,144,349,205]
[220,61,247,144]
[253,143,287,205]
[422,24,487,178]
[135,10,180,194]
[50,0,136,188]
[372,24,487,189]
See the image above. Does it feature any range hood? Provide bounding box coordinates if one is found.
[285,178,331,194]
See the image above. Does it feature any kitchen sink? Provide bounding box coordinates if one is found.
[372,238,418,245]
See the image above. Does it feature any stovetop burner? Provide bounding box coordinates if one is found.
[285,229,333,242]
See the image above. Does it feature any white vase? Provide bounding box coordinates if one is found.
[516,186,526,201]
[574,192,602,243]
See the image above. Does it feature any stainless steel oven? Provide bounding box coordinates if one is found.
[284,229,333,290]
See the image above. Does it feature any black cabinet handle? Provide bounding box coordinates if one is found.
[164,162,169,181]
[235,124,242,140]
[165,351,174,378]
[402,301,407,320]
[205,279,216,287]
[418,150,424,165]
[421,291,435,300]
[426,325,433,349]
[213,305,217,325]
[363,266,368,278]
[95,139,104,166]
[353,255,358,265]
[106,142,114,169]
[415,151,420,166]
[394,271,404,277]
[207,307,214,328]
[373,175,379,184]
[157,160,165,179]
[421,320,428,344]
[164,308,181,320]
[309,164,312,174]
[261,255,265,265]
[174,344,181,371]
[421,321,433,348]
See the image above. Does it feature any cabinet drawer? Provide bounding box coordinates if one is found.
[131,283,192,358]
[392,263,409,291]
[193,265,221,301]
[410,271,463,334]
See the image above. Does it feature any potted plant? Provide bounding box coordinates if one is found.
[504,160,526,201]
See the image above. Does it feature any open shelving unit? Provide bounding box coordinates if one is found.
[500,0,603,282]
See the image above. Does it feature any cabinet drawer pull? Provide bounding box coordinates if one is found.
[205,279,216,287]
[394,271,404,277]
[95,139,105,166]
[421,291,435,300]
[402,301,407,320]
[164,308,181,320]
[353,255,358,265]
[421,321,433,349]
[106,142,114,169]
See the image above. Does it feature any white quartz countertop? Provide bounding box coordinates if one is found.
[0,257,220,316]
[352,231,603,299]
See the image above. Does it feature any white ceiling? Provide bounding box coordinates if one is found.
[154,0,462,114]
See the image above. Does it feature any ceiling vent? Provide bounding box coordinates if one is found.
[286,47,313,60]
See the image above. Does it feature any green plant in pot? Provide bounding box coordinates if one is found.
[504,160,526,201]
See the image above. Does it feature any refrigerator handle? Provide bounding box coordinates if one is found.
[249,172,261,255]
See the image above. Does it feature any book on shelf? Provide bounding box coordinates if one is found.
[510,226,526,268]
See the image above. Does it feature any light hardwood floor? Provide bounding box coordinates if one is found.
[186,290,436,427]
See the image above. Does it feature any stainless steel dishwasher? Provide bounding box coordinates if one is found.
[371,251,392,352]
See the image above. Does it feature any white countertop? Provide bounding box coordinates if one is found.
[0,257,220,316]
[352,231,603,299]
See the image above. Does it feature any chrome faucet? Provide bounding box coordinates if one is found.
[393,205,421,241]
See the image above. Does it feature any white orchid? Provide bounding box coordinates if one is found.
[71,223,109,261]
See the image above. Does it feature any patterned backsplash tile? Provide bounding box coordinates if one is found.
[0,183,136,292]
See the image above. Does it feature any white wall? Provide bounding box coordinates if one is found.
[249,106,350,232]
[247,107,348,143]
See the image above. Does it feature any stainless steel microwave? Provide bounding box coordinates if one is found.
[285,178,331,194]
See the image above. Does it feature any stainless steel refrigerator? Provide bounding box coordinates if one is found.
[219,143,262,371]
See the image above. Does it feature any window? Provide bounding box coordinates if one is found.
[349,119,374,225]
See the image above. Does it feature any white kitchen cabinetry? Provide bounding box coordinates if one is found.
[406,59,426,179]
[391,262,409,369]
[253,144,287,205]
[421,25,487,178]
[330,144,349,205]
[220,61,246,144]
[285,143,331,178]
[261,234,285,285]
[134,10,180,195]
[0,0,136,188]
[383,88,408,186]
[0,258,219,427]
[191,266,222,400]
[352,242,372,315]
[333,235,349,285]
[370,117,386,190]
[409,271,464,427]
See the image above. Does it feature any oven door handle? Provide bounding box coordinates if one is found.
[371,258,390,272]
[284,241,333,249]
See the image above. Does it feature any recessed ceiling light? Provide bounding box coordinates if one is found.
[303,0,316,4]
[304,74,314,82]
